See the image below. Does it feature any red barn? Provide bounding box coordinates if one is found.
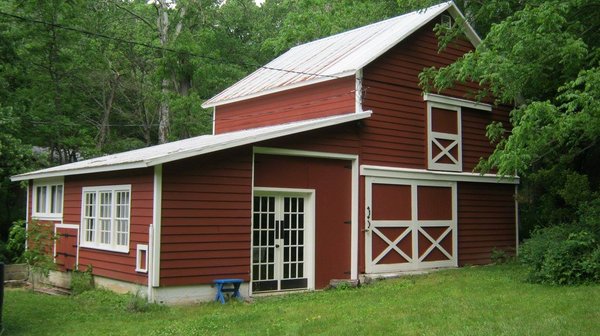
[12,2,518,304]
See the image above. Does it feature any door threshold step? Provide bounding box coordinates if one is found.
[361,267,455,284]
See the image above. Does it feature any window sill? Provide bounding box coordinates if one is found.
[80,244,129,254]
[31,214,63,221]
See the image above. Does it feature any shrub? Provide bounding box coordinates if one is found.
[0,220,26,263]
[491,248,512,264]
[71,266,94,295]
[519,225,600,285]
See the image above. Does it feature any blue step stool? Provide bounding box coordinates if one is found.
[213,278,244,304]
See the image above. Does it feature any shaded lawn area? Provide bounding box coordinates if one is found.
[4,264,600,335]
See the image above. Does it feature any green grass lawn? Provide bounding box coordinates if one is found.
[3,264,600,335]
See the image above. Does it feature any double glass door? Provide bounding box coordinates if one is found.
[252,194,307,292]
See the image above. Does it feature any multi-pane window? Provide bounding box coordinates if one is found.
[81,185,131,253]
[33,180,63,218]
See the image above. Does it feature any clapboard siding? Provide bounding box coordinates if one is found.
[214,77,355,134]
[361,17,504,170]
[63,168,153,284]
[160,147,253,286]
[458,182,516,265]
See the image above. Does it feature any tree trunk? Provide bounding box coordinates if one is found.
[97,74,119,151]
[157,0,170,144]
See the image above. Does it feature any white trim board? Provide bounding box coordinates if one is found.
[361,165,519,184]
[151,165,163,287]
[423,93,492,111]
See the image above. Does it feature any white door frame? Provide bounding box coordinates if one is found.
[251,187,316,295]
[365,176,458,273]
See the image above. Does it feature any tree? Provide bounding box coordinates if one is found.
[421,0,600,232]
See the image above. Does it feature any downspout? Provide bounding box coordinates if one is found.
[514,184,519,255]
[25,181,30,250]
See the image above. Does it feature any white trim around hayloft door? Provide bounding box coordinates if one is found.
[253,147,360,280]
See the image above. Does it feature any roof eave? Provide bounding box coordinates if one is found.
[10,161,151,182]
[11,111,373,182]
[146,110,373,166]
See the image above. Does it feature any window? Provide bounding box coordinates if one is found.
[136,244,148,273]
[441,14,453,29]
[81,185,131,253]
[32,179,64,219]
[424,94,492,172]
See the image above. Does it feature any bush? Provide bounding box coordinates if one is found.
[0,220,26,263]
[71,266,95,295]
[519,225,600,285]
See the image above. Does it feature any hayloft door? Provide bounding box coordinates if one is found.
[365,177,458,273]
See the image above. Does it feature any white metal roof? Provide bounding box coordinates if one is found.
[11,111,371,181]
[203,1,479,108]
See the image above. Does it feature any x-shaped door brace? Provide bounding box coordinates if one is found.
[432,138,459,164]
[417,226,453,262]
[372,226,412,264]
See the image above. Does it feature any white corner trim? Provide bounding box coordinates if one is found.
[361,165,519,184]
[515,184,520,255]
[212,106,216,135]
[355,69,363,113]
[424,93,492,111]
[151,164,163,287]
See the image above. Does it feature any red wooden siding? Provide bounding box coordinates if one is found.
[462,106,511,172]
[214,77,355,134]
[160,147,253,286]
[458,182,516,265]
[254,154,352,289]
[361,16,505,172]
[63,169,153,284]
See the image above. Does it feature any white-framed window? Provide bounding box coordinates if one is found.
[32,178,64,219]
[424,94,492,172]
[136,244,148,273]
[80,185,131,253]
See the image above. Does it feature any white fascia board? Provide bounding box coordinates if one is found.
[361,165,519,184]
[146,111,372,166]
[424,93,492,111]
[354,3,452,72]
[10,162,149,182]
[202,71,356,108]
[447,3,482,47]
